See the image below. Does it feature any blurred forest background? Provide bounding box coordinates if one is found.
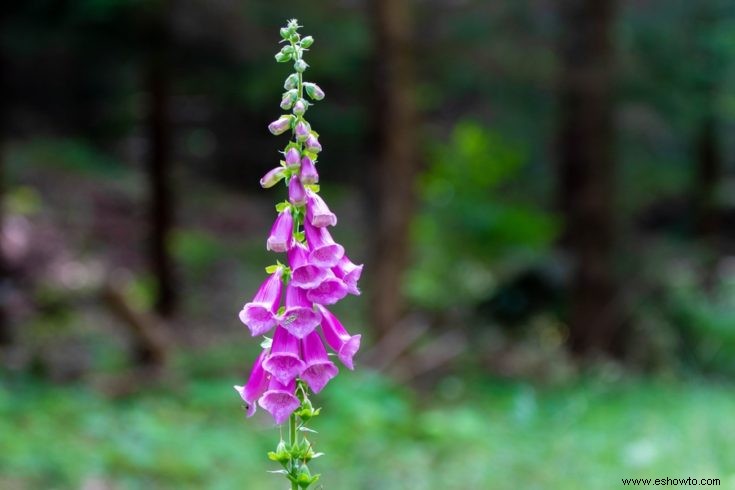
[2,0,735,489]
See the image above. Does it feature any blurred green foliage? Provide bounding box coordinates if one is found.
[669,268,735,375]
[172,230,226,280]
[408,121,558,309]
[9,139,125,178]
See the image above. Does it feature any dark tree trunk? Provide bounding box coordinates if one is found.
[145,3,176,318]
[693,113,721,292]
[368,0,419,337]
[557,0,622,357]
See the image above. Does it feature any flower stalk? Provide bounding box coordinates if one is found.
[235,18,362,489]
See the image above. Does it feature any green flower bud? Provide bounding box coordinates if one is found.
[275,51,292,63]
[300,36,314,48]
[296,397,321,421]
[296,465,320,489]
[284,73,299,90]
[280,27,291,40]
[303,83,325,101]
[294,59,308,73]
[281,45,295,55]
[267,439,291,464]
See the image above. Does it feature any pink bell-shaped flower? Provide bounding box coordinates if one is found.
[281,283,322,338]
[306,270,348,306]
[306,190,336,228]
[317,305,361,370]
[332,255,363,296]
[258,377,300,425]
[300,330,338,393]
[263,326,305,384]
[234,350,271,417]
[288,242,328,289]
[267,208,294,253]
[304,219,344,267]
[239,269,283,336]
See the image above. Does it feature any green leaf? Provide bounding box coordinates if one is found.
[275,201,290,213]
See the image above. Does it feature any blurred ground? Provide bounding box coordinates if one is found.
[2,366,734,489]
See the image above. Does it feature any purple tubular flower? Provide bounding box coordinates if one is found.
[304,219,344,267]
[263,326,305,384]
[284,147,300,167]
[317,305,361,370]
[267,208,294,253]
[300,331,338,393]
[268,115,292,135]
[281,283,322,338]
[332,255,363,296]
[288,242,328,289]
[305,134,322,153]
[295,121,310,141]
[258,377,300,425]
[234,350,270,417]
[299,156,319,185]
[260,167,287,188]
[289,177,306,205]
[239,269,283,336]
[306,271,348,305]
[306,190,336,227]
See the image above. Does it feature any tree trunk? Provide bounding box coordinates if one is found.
[557,0,622,357]
[368,0,419,338]
[693,113,721,292]
[145,3,176,317]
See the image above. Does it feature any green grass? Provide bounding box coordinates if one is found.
[1,371,734,489]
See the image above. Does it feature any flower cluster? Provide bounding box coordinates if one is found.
[234,19,362,432]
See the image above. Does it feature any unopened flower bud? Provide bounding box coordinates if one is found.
[300,156,318,185]
[274,51,291,63]
[285,147,301,167]
[268,439,292,464]
[294,59,308,73]
[280,27,291,40]
[297,397,319,421]
[296,465,319,488]
[289,177,306,205]
[303,83,325,101]
[280,90,297,110]
[268,115,293,135]
[295,121,310,141]
[300,36,314,48]
[260,167,287,188]
[305,134,322,153]
[293,99,307,116]
[284,73,299,90]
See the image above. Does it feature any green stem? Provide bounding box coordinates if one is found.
[289,411,298,490]
[290,35,306,232]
